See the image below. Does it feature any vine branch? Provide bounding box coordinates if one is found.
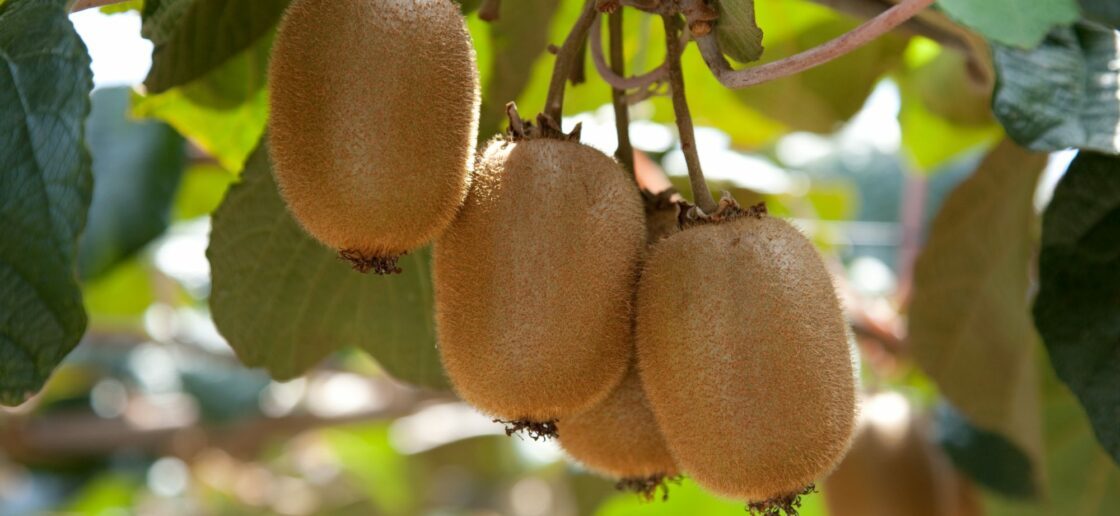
[608,10,635,177]
[591,15,669,91]
[663,13,717,215]
[543,0,600,123]
[696,0,936,89]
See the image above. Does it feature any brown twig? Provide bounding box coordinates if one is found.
[608,11,636,177]
[662,14,717,215]
[809,0,969,52]
[696,0,936,89]
[543,0,600,123]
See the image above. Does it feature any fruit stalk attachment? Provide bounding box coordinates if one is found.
[608,10,635,177]
[662,13,718,215]
[543,0,600,124]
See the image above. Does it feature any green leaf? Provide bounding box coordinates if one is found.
[713,0,764,63]
[0,0,93,406]
[937,403,1039,498]
[908,140,1048,485]
[936,0,1080,48]
[144,0,289,94]
[141,0,195,46]
[992,25,1120,154]
[985,364,1120,516]
[1079,0,1120,29]
[1033,152,1120,465]
[172,163,236,220]
[208,139,447,388]
[477,0,560,140]
[132,33,271,171]
[79,87,185,280]
[733,4,908,133]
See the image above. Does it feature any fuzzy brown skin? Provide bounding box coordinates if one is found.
[434,138,644,422]
[558,365,679,480]
[636,215,857,502]
[268,0,480,260]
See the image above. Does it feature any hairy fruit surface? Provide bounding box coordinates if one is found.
[559,366,678,483]
[268,0,480,271]
[636,213,857,502]
[434,137,644,423]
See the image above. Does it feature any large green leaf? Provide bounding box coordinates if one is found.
[207,139,447,389]
[1080,0,1120,29]
[140,0,194,46]
[909,140,1048,485]
[144,0,289,94]
[713,0,764,63]
[992,24,1120,154]
[1033,152,1120,465]
[132,33,271,171]
[477,0,560,140]
[79,87,185,280]
[986,364,1120,516]
[0,0,92,406]
[937,0,1080,48]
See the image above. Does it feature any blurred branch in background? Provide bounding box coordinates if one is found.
[1,369,454,463]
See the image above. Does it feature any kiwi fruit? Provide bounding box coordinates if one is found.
[559,365,679,499]
[268,0,479,273]
[434,136,645,431]
[824,394,982,516]
[636,207,857,503]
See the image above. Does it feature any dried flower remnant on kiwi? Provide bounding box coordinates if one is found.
[493,418,559,440]
[746,484,817,516]
[616,474,683,502]
[338,249,403,274]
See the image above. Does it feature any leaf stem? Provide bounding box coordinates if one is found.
[662,13,717,215]
[696,0,936,89]
[608,10,635,177]
[543,0,599,123]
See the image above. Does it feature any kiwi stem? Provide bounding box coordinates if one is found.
[695,0,936,89]
[543,0,599,123]
[608,11,636,178]
[662,14,718,215]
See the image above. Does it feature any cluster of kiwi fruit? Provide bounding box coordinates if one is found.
[267,0,858,512]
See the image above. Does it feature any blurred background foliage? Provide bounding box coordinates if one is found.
[0,0,1118,514]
